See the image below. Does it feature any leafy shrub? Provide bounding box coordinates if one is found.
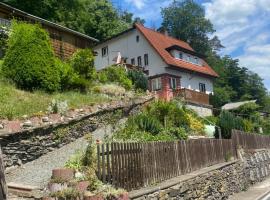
[47,99,68,115]
[98,65,132,89]
[2,21,60,92]
[166,127,188,140]
[127,70,148,91]
[186,113,205,135]
[215,111,244,139]
[134,113,162,135]
[70,49,96,80]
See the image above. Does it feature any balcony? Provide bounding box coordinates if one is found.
[0,18,10,27]
[175,88,210,105]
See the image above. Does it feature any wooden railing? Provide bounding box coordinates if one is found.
[97,139,236,191]
[176,88,210,105]
[0,18,10,27]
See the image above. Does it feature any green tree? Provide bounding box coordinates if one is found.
[2,21,60,92]
[2,0,131,41]
[161,0,217,54]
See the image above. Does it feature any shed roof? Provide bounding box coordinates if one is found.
[0,2,99,42]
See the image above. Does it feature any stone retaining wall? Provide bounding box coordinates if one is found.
[132,149,270,200]
[0,96,153,168]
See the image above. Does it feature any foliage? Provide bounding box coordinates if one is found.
[92,84,126,97]
[2,21,60,92]
[0,25,9,58]
[112,100,205,142]
[134,113,162,135]
[207,53,268,110]
[186,113,205,135]
[127,70,148,91]
[47,99,68,115]
[65,150,84,171]
[70,49,96,80]
[3,0,132,41]
[161,0,220,54]
[98,65,132,89]
[53,127,69,142]
[215,111,244,139]
[51,188,80,199]
[0,78,113,119]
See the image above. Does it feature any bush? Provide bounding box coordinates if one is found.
[2,21,60,92]
[70,49,96,80]
[98,65,132,89]
[215,111,244,139]
[127,70,148,91]
[134,113,162,135]
[92,84,126,97]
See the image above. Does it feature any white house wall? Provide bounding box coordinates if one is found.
[94,29,214,94]
[166,68,214,94]
[94,29,167,76]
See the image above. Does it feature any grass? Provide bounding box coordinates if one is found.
[0,81,115,120]
[0,60,118,120]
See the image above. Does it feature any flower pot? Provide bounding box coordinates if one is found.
[48,182,68,193]
[75,181,90,193]
[52,168,74,181]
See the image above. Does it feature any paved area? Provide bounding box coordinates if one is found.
[229,177,270,200]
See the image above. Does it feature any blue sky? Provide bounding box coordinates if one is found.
[112,0,270,91]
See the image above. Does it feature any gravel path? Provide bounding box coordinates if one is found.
[6,136,88,188]
[5,119,125,190]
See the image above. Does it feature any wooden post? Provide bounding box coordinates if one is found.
[0,147,7,200]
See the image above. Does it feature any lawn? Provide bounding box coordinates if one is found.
[0,60,116,120]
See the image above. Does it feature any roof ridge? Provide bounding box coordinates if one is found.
[135,23,194,51]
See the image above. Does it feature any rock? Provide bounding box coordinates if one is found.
[0,124,4,129]
[23,120,32,127]
[42,116,49,123]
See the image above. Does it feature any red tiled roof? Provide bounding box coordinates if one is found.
[135,23,219,78]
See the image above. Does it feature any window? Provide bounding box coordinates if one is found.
[137,56,142,66]
[199,83,206,93]
[170,78,177,89]
[179,52,183,59]
[194,57,198,64]
[101,46,108,57]
[144,54,149,66]
[151,77,161,91]
[136,35,140,42]
[131,58,135,65]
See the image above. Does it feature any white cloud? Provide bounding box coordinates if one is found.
[203,0,270,90]
[124,0,146,9]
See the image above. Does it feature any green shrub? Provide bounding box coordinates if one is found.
[70,49,96,80]
[134,113,162,135]
[2,21,60,92]
[127,70,148,91]
[0,25,9,58]
[216,111,244,139]
[98,65,132,89]
[164,127,188,140]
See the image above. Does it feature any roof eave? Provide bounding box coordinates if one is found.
[0,2,99,42]
[166,65,219,79]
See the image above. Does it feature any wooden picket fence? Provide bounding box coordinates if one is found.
[97,139,236,191]
[232,129,270,149]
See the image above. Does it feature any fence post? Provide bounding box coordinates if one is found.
[0,147,7,200]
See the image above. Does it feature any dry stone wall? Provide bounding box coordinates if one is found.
[0,96,153,168]
[132,149,270,200]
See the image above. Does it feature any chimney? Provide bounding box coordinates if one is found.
[158,27,169,36]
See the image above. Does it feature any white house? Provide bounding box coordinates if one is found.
[94,23,219,116]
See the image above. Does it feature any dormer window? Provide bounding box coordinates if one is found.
[179,52,183,59]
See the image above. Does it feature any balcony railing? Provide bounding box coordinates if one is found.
[175,88,210,105]
[0,18,11,27]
